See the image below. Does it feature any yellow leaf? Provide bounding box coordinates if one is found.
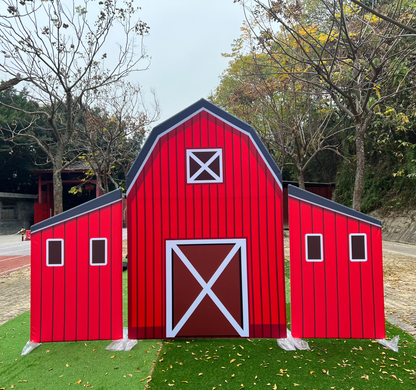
[310,371,315,374]
[66,364,69,367]
[110,356,115,359]
[199,373,203,376]
[230,359,236,364]
[84,343,87,347]
[231,374,235,378]
[181,381,188,383]
[273,385,277,390]
[75,379,82,384]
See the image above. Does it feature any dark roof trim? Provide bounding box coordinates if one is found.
[31,188,122,233]
[288,185,381,227]
[126,98,282,194]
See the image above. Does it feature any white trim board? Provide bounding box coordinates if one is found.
[166,238,249,338]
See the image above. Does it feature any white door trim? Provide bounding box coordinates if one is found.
[166,238,249,338]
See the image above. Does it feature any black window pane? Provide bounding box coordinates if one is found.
[307,236,321,260]
[195,170,215,181]
[209,156,220,176]
[193,151,215,164]
[92,240,106,264]
[351,235,365,260]
[48,241,62,265]
[189,156,202,176]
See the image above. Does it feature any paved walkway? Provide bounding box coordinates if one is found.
[0,239,31,277]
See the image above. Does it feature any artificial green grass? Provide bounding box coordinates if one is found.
[0,272,162,389]
[148,263,416,390]
[148,321,416,390]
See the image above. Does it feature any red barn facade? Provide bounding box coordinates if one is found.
[127,99,287,339]
[288,185,385,339]
[30,189,123,343]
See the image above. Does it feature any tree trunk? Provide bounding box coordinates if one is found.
[297,169,306,190]
[353,125,366,212]
[52,166,64,215]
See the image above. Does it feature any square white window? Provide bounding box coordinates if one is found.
[186,149,223,184]
[46,239,64,267]
[349,233,367,262]
[90,238,108,266]
[305,234,323,262]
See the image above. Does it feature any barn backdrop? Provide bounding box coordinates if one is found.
[127,99,287,339]
[288,185,385,339]
[30,189,123,343]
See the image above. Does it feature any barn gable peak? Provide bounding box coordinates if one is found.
[126,98,282,195]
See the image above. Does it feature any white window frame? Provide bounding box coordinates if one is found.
[305,234,324,262]
[186,148,223,184]
[89,238,108,266]
[349,233,368,262]
[166,238,249,338]
[46,238,64,267]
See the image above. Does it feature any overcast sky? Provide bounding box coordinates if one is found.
[136,0,246,125]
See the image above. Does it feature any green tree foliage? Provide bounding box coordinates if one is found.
[0,0,150,214]
[0,88,42,193]
[210,29,347,188]
[237,0,416,210]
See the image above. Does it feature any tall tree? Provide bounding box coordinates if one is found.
[0,0,149,214]
[238,0,416,210]
[76,81,159,194]
[211,38,347,188]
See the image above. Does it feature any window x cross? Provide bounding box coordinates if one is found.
[186,149,223,184]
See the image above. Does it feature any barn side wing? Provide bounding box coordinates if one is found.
[288,185,385,339]
[30,189,123,343]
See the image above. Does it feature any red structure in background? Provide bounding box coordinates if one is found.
[127,99,287,340]
[288,185,385,339]
[30,189,123,343]
[33,162,103,223]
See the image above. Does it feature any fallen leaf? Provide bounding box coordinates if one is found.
[181,381,188,383]
[66,364,69,367]
[75,379,82,384]
[110,356,115,359]
[273,385,277,390]
[230,359,236,364]
[361,375,369,380]
[199,373,204,376]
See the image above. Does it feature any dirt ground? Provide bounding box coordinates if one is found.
[1,241,415,337]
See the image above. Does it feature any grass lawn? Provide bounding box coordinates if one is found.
[1,257,416,390]
[146,262,416,389]
[0,272,161,390]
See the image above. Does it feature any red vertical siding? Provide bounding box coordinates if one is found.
[128,111,286,339]
[30,232,42,343]
[30,201,123,343]
[289,195,385,339]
